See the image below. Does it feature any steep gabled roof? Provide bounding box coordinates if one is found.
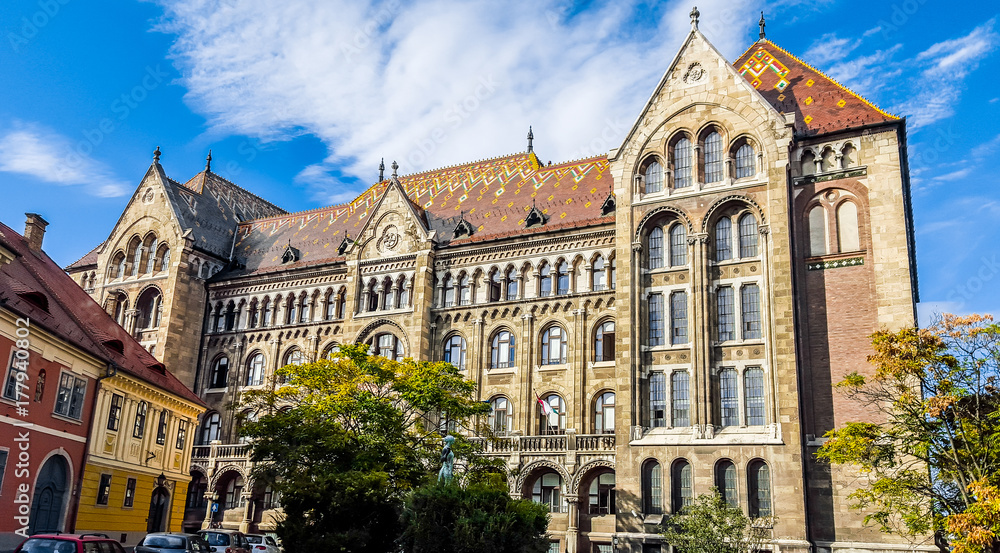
[65,242,102,271]
[0,221,204,407]
[734,39,898,136]
[224,152,613,277]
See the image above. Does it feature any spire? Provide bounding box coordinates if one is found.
[527,126,534,153]
[758,11,766,40]
[690,6,700,29]
[153,146,161,164]
[379,158,385,182]
[205,150,212,172]
[391,160,398,178]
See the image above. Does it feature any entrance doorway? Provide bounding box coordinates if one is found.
[148,488,170,532]
[29,456,69,534]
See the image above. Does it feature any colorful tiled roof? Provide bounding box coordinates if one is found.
[227,153,613,277]
[0,221,204,406]
[734,39,898,136]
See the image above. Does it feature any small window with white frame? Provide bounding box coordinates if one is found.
[53,371,87,420]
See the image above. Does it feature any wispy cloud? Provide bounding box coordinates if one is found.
[0,122,129,197]
[803,32,862,65]
[151,0,763,204]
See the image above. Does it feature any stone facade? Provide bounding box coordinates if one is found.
[66,14,923,553]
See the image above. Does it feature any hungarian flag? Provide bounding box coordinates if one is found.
[536,393,557,417]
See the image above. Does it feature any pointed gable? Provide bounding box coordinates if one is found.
[735,40,898,136]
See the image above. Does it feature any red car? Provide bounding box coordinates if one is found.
[14,533,127,553]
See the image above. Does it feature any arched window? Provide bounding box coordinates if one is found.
[842,143,857,168]
[144,237,158,273]
[198,412,221,445]
[644,159,664,194]
[738,214,758,257]
[673,137,693,189]
[322,342,340,360]
[648,227,664,269]
[245,353,265,386]
[671,371,690,427]
[112,252,126,279]
[283,348,305,367]
[209,356,229,389]
[443,274,455,307]
[538,394,565,434]
[133,401,148,438]
[366,279,379,312]
[539,263,552,297]
[261,298,272,327]
[159,246,170,271]
[458,274,471,306]
[609,256,616,289]
[837,201,861,252]
[531,471,565,513]
[735,142,756,179]
[506,267,519,300]
[370,333,405,361]
[801,150,816,175]
[541,325,567,365]
[248,300,259,328]
[131,241,143,277]
[714,217,732,261]
[594,391,615,434]
[594,321,615,362]
[671,460,693,512]
[748,460,772,517]
[237,409,257,443]
[156,409,168,445]
[808,205,828,256]
[669,224,687,266]
[588,472,616,515]
[488,270,502,302]
[704,131,724,183]
[489,396,509,434]
[135,287,162,330]
[592,256,607,291]
[715,460,738,507]
[444,335,467,371]
[397,276,410,308]
[637,462,661,519]
[719,368,738,427]
[556,261,570,295]
[490,330,516,369]
[112,292,128,326]
[821,147,836,172]
[224,301,236,331]
[286,295,298,324]
[300,294,311,322]
[744,367,766,426]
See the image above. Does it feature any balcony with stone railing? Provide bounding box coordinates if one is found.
[470,430,616,471]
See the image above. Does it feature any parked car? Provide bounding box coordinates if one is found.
[14,533,126,553]
[195,530,250,553]
[135,533,211,553]
[242,535,278,553]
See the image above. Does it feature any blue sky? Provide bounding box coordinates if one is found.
[0,0,997,324]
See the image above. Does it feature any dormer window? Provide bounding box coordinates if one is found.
[454,218,475,239]
[525,205,546,229]
[17,291,49,313]
[601,193,616,216]
[281,244,298,264]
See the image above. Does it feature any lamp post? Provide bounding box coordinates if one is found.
[612,536,619,552]
[155,472,168,489]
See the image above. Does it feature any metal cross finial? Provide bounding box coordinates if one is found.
[153,146,161,163]
[759,11,766,40]
[527,126,534,153]
[206,150,212,172]
[391,160,398,178]
[690,6,700,29]
[379,158,385,181]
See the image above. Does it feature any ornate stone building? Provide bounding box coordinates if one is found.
[67,11,922,553]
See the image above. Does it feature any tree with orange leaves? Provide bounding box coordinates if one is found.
[818,314,1000,553]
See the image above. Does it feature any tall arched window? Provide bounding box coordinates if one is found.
[748,460,772,517]
[556,261,570,295]
[541,326,567,365]
[671,460,693,512]
[144,237,158,273]
[837,201,861,252]
[245,353,265,386]
[539,263,552,297]
[704,131,724,183]
[131,241,143,277]
[112,251,126,279]
[669,224,687,266]
[261,298,272,327]
[644,160,664,194]
[370,333,404,361]
[610,256,616,289]
[159,246,170,272]
[286,295,298,324]
[801,150,816,175]
[538,394,565,435]
[738,214,758,257]
[588,472,616,515]
[444,335,467,371]
[443,274,455,307]
[594,321,615,362]
[489,396,509,434]
[283,348,305,367]
[199,412,220,445]
[715,460,738,507]
[592,256,606,291]
[458,274,471,306]
[135,288,162,330]
[490,330,515,369]
[673,137,693,189]
[714,218,732,261]
[133,401,148,438]
[735,142,756,179]
[808,205,828,256]
[648,227,664,269]
[531,471,565,513]
[488,270,502,302]
[506,267,519,300]
[209,356,229,389]
[594,391,615,434]
[642,460,663,514]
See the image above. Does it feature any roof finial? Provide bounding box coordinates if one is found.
[759,11,766,40]
[205,149,212,172]
[527,126,534,153]
[153,146,161,163]
[690,6,700,29]
[379,158,385,182]
[391,160,398,178]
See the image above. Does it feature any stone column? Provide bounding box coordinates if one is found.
[520,312,534,433]
[201,492,215,529]
[308,334,320,363]
[124,309,139,335]
[238,491,254,533]
[566,495,580,553]
[584,264,594,292]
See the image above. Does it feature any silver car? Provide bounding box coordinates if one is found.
[243,535,279,553]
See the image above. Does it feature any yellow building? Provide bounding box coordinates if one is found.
[75,366,205,546]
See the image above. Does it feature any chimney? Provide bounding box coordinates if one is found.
[24,213,49,252]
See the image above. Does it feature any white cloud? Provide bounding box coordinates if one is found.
[971,134,1000,159]
[933,168,972,182]
[824,45,902,97]
[151,0,762,204]
[0,122,130,197]
[803,32,862,66]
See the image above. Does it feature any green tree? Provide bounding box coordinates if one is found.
[399,478,550,553]
[817,314,1000,551]
[659,490,774,553]
[240,344,491,553]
